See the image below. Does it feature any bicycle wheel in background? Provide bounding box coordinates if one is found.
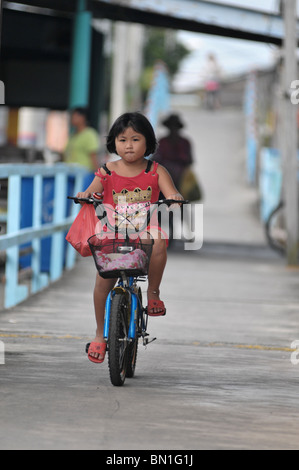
[108,292,130,386]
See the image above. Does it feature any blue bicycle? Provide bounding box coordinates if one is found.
[68,194,188,386]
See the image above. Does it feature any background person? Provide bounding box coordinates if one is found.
[64,107,100,173]
[203,53,222,110]
[153,113,197,245]
[154,113,194,190]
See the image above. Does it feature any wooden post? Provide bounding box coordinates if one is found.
[282,0,298,265]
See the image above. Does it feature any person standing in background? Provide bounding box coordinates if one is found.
[154,113,193,190]
[64,107,100,172]
[153,113,197,245]
[203,53,222,110]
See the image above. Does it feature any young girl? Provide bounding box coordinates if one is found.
[77,112,183,363]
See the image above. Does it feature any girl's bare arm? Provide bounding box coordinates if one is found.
[76,175,103,199]
[156,165,183,201]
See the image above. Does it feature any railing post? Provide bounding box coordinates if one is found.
[50,172,67,281]
[4,174,28,308]
[31,174,49,293]
[65,172,83,270]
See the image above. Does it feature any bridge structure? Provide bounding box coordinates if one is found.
[1,0,293,113]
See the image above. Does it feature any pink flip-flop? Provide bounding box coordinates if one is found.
[147,299,166,317]
[86,342,107,364]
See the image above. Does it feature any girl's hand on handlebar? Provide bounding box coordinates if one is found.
[167,193,184,208]
[76,191,91,205]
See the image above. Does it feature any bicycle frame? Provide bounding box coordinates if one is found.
[103,276,146,343]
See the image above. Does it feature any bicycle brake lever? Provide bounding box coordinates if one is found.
[67,196,93,204]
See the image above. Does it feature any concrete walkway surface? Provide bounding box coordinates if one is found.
[1,246,299,450]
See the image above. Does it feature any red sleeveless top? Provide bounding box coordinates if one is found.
[95,160,168,242]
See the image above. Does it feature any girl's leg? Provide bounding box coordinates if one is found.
[147,237,167,314]
[90,274,116,360]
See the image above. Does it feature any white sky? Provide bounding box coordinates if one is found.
[173,0,296,92]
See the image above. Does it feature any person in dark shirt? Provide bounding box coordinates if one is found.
[154,114,193,190]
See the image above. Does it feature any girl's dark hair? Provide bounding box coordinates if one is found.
[106,112,158,157]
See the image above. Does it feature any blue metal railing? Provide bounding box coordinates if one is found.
[0,163,88,309]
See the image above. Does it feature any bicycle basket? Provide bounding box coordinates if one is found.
[88,235,154,279]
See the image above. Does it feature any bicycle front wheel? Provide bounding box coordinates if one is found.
[126,287,142,378]
[108,292,130,386]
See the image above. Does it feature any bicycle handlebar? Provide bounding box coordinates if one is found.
[68,194,189,234]
[67,195,189,206]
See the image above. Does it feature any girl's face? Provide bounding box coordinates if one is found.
[115,127,147,163]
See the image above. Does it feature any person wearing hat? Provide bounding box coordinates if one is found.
[154,113,194,190]
[153,113,197,245]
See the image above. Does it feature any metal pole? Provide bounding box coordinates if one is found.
[110,22,128,125]
[282,0,298,266]
[69,0,92,109]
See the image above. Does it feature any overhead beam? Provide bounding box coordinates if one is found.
[4,0,297,45]
[89,0,290,45]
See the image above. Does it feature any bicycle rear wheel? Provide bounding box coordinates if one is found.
[108,292,130,386]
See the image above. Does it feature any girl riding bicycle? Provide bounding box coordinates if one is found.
[77,112,183,363]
